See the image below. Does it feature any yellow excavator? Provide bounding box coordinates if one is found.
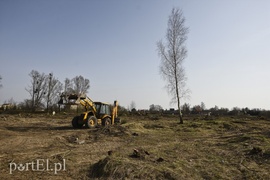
[59,93,120,128]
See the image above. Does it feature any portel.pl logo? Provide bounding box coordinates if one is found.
[9,159,66,174]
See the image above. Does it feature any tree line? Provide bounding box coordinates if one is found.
[20,70,90,112]
[129,102,270,119]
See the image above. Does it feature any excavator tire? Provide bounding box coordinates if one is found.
[85,116,97,128]
[102,117,111,126]
[72,116,83,129]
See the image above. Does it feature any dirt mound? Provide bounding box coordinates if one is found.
[246,147,270,163]
[88,146,179,179]
[91,125,130,138]
[121,122,147,133]
[88,155,178,180]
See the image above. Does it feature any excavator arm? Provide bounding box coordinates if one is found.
[60,93,97,114]
[73,94,97,114]
[112,100,120,124]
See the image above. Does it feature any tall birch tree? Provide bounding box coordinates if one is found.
[157,8,190,124]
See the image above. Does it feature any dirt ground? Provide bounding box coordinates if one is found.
[0,113,270,179]
[0,113,126,179]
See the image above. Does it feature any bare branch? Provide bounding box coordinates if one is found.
[25,70,47,111]
[72,75,90,95]
[44,73,63,111]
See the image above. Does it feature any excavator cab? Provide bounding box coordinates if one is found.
[94,102,111,119]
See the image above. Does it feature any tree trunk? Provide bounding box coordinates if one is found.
[176,93,183,124]
[175,81,183,124]
[179,110,183,124]
[175,62,183,124]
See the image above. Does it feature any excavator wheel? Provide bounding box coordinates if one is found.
[102,117,111,126]
[85,116,97,128]
[72,116,83,129]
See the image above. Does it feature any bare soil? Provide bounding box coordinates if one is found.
[0,113,270,179]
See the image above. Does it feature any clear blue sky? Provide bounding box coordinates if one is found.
[0,0,269,110]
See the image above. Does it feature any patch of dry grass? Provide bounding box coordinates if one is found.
[87,115,270,179]
[1,114,269,179]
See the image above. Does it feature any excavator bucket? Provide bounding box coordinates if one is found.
[67,94,88,104]
[68,94,79,100]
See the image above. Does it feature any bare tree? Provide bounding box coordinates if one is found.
[64,78,73,93]
[72,75,90,95]
[157,8,190,124]
[26,70,47,111]
[18,99,32,111]
[44,73,63,112]
[61,78,73,102]
[149,104,163,112]
[192,105,202,114]
[59,76,90,104]
[4,97,16,105]
[0,75,2,88]
[182,103,191,114]
[201,102,206,111]
[130,101,136,111]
